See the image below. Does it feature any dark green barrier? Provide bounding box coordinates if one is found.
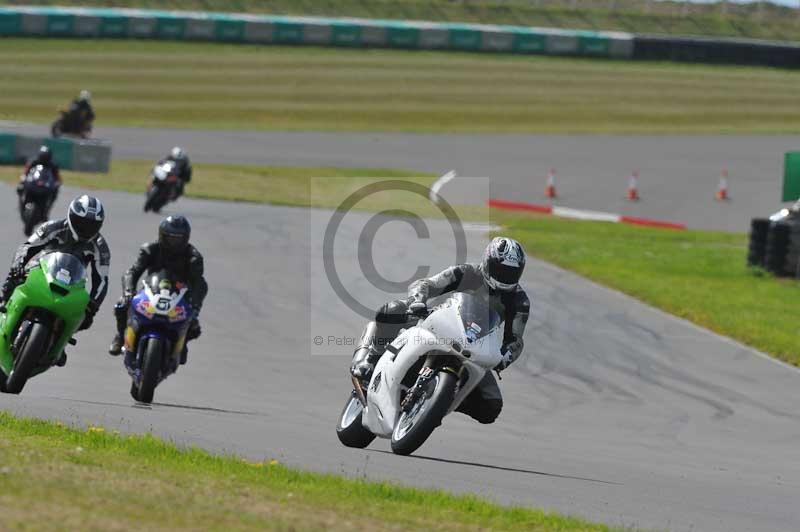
[449,28,482,51]
[0,11,21,35]
[215,19,246,42]
[0,134,17,164]
[46,13,73,36]
[783,152,800,202]
[273,20,304,44]
[99,15,128,37]
[1,133,111,172]
[513,33,547,53]
[386,26,420,48]
[0,7,633,59]
[155,15,186,39]
[43,138,74,169]
[331,23,362,47]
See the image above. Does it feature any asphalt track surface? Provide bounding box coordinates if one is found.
[5,122,800,231]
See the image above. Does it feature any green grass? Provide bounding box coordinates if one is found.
[499,211,800,366]
[0,159,441,209]
[3,0,800,42]
[3,38,800,133]
[0,411,615,531]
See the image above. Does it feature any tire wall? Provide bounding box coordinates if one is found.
[633,35,800,68]
[762,220,800,278]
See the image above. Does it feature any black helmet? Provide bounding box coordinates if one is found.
[481,237,526,292]
[68,195,105,242]
[159,215,191,256]
[38,145,52,165]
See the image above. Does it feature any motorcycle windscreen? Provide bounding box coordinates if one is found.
[41,253,87,286]
[145,270,186,295]
[451,292,501,341]
[24,166,57,193]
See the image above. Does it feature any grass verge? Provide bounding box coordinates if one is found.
[2,0,799,42]
[3,38,800,133]
[0,159,441,209]
[0,411,615,531]
[498,211,800,366]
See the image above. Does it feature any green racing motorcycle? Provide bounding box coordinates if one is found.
[0,252,90,394]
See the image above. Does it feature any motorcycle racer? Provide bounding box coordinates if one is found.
[161,147,192,197]
[0,195,110,366]
[17,146,62,212]
[350,237,530,424]
[108,215,207,362]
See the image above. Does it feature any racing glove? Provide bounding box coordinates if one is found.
[494,338,522,372]
[79,300,100,331]
[407,294,427,316]
[187,319,201,341]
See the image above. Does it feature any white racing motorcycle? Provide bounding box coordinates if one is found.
[336,292,503,455]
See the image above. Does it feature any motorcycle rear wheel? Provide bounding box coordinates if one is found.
[390,371,457,456]
[6,322,50,394]
[336,391,376,448]
[50,120,63,138]
[137,338,164,404]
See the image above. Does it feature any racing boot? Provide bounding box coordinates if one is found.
[55,351,67,367]
[109,297,131,356]
[350,321,381,382]
[108,334,124,356]
[180,319,202,365]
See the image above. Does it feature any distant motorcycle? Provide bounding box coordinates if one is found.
[336,292,505,455]
[144,161,182,213]
[51,108,92,138]
[123,270,193,403]
[19,165,59,236]
[0,252,89,394]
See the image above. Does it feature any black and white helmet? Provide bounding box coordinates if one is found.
[481,237,526,292]
[38,145,52,165]
[170,146,186,161]
[68,195,105,242]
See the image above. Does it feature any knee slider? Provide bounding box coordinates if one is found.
[475,399,503,424]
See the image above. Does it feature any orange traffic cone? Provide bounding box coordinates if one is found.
[716,168,730,201]
[626,170,640,201]
[545,168,557,199]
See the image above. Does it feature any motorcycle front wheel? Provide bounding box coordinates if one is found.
[143,184,164,213]
[5,322,51,394]
[137,338,165,404]
[390,370,457,456]
[335,391,376,448]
